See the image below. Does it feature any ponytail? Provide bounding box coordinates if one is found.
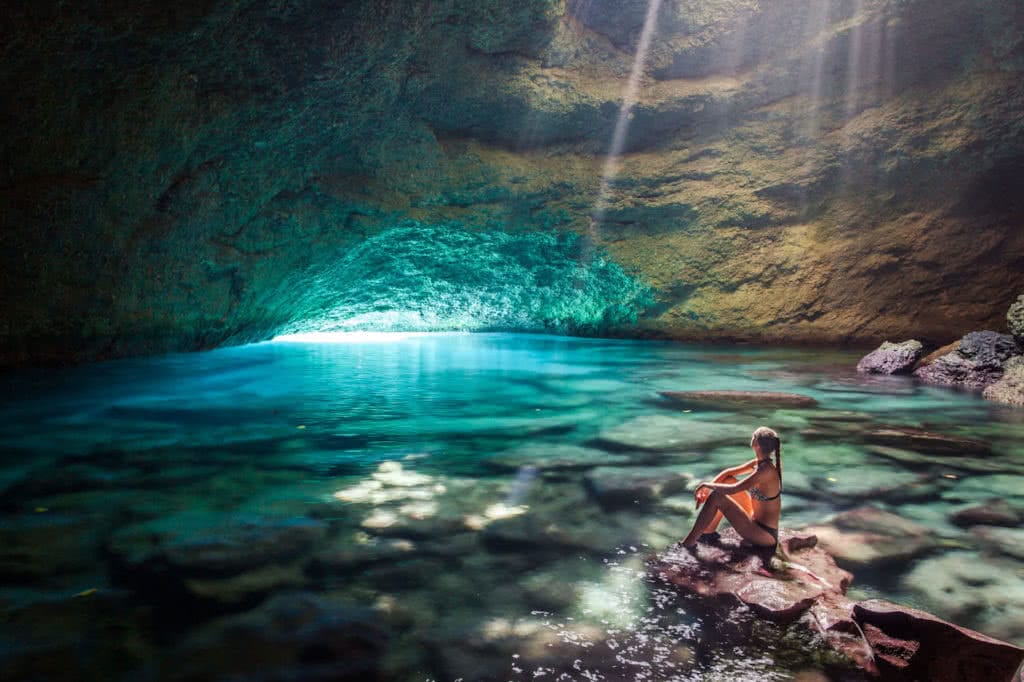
[775,441,782,485]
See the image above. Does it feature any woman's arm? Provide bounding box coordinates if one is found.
[699,465,766,495]
[712,458,757,482]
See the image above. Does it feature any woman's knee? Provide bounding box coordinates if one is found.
[707,488,725,504]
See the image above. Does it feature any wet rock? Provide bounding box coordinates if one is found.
[800,507,938,570]
[983,355,1024,406]
[863,426,992,456]
[169,591,388,682]
[853,599,1024,682]
[583,466,692,509]
[651,530,852,625]
[913,331,1018,391]
[657,390,819,410]
[1008,294,1024,345]
[856,340,924,375]
[310,532,418,573]
[484,443,633,473]
[950,499,1023,528]
[591,416,742,453]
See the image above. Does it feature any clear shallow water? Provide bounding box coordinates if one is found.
[1,333,1023,681]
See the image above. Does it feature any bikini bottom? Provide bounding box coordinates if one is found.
[755,520,779,549]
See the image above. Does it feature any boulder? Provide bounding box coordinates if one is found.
[650,530,853,625]
[853,599,1024,682]
[1008,294,1024,345]
[652,531,1024,680]
[983,355,1024,406]
[657,390,819,409]
[800,507,938,570]
[913,331,1018,391]
[856,340,924,375]
[972,525,1024,561]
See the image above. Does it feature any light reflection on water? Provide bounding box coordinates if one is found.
[0,333,1021,681]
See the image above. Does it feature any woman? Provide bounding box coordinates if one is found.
[681,426,782,550]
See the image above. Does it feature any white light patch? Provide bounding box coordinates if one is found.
[272,331,461,344]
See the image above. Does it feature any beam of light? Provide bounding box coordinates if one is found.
[271,331,465,344]
[589,0,664,239]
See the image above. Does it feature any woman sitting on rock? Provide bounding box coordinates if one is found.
[681,426,782,551]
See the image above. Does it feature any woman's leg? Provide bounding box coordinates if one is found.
[683,489,775,548]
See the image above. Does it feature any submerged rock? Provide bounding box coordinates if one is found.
[913,331,1018,391]
[107,512,326,609]
[856,340,924,375]
[983,355,1024,406]
[484,443,633,474]
[591,416,742,453]
[169,592,388,682]
[863,426,992,456]
[950,499,1023,528]
[657,390,819,410]
[800,507,938,570]
[583,465,692,509]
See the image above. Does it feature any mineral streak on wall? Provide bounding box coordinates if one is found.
[1,0,1023,364]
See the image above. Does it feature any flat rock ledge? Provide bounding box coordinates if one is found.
[649,529,1024,681]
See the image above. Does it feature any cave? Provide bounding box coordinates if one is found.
[1,1,1023,680]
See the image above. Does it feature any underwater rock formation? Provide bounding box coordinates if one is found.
[3,0,1024,363]
[651,529,1024,681]
[856,340,923,375]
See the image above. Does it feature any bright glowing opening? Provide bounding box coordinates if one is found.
[271,331,467,344]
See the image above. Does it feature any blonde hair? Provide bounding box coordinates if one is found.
[751,426,781,484]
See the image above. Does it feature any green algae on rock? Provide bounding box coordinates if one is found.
[279,225,654,336]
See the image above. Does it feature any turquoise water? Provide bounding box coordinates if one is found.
[1,333,1022,681]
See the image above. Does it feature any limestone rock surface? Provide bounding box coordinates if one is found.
[856,340,923,375]
[914,331,1019,391]
[2,0,1024,363]
[983,356,1024,406]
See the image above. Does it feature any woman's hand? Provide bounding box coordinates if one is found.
[694,482,714,507]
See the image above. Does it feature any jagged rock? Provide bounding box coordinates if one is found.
[651,530,853,625]
[913,331,1019,391]
[800,507,938,570]
[652,530,1024,680]
[856,340,924,375]
[950,499,1023,528]
[657,390,819,409]
[168,592,388,681]
[983,355,1024,406]
[1008,294,1024,345]
[853,600,1024,682]
[917,340,961,368]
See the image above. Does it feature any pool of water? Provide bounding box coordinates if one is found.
[1,333,1022,681]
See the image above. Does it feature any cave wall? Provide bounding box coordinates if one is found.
[2,0,1023,364]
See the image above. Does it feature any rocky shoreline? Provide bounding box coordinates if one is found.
[857,294,1024,407]
[651,529,1024,681]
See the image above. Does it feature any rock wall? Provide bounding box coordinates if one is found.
[2,0,1024,363]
